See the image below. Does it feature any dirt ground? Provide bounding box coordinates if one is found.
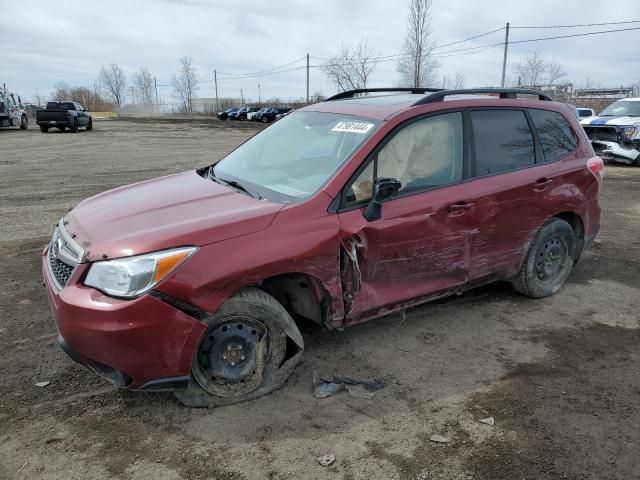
[1,118,639,480]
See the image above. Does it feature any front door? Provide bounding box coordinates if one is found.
[336,111,476,324]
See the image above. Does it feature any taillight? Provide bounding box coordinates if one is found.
[587,157,604,181]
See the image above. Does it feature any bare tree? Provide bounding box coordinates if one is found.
[98,63,126,108]
[51,82,70,101]
[545,58,567,85]
[441,72,465,89]
[397,0,439,87]
[171,57,200,113]
[514,52,546,87]
[322,39,377,92]
[134,67,155,106]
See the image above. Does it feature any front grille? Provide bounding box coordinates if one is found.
[49,247,75,287]
[583,126,620,143]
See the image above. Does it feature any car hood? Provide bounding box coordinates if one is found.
[581,116,640,127]
[64,171,284,262]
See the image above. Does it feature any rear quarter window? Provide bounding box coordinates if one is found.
[529,109,578,163]
[470,110,535,176]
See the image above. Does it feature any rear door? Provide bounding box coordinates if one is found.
[465,108,576,281]
[337,111,477,323]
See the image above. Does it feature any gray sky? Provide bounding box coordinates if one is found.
[2,0,639,105]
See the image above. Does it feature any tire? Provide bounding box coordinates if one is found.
[174,288,304,408]
[59,126,65,132]
[261,116,269,123]
[71,119,79,133]
[86,118,93,131]
[39,125,49,133]
[511,218,576,298]
[20,115,28,130]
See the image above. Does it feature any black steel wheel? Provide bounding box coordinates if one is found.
[174,288,304,407]
[512,218,576,298]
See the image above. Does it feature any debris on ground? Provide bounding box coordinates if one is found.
[313,382,344,399]
[346,384,377,399]
[479,416,495,426]
[429,434,450,444]
[34,381,50,387]
[312,373,385,399]
[316,454,336,467]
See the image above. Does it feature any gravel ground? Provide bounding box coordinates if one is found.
[0,118,639,480]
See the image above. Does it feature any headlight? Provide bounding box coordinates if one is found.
[623,125,639,140]
[84,247,196,298]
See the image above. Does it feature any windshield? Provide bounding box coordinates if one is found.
[213,111,379,202]
[600,100,640,117]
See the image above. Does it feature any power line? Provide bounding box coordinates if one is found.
[214,56,307,79]
[512,20,640,29]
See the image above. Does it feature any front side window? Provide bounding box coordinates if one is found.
[345,112,463,206]
[530,109,578,162]
[470,110,535,175]
[213,111,379,202]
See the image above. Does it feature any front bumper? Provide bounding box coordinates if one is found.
[591,140,640,164]
[42,246,206,389]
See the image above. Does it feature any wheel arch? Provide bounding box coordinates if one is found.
[259,272,334,329]
[553,211,585,260]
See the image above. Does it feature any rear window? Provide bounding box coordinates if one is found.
[530,109,578,163]
[470,110,535,175]
[47,102,75,110]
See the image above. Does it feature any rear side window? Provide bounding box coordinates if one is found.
[529,109,578,162]
[470,110,535,175]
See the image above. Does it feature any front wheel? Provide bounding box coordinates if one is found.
[174,288,304,407]
[20,115,28,130]
[511,218,576,298]
[261,116,269,123]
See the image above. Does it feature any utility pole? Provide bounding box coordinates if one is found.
[258,82,261,103]
[154,76,159,112]
[240,88,244,105]
[306,53,310,103]
[214,69,219,112]
[500,22,510,88]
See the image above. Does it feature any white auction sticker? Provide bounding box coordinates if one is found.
[331,121,374,134]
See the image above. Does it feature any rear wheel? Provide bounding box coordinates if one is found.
[511,218,576,298]
[39,125,49,133]
[20,115,28,130]
[71,119,79,133]
[174,288,304,407]
[59,126,66,132]
[86,118,93,131]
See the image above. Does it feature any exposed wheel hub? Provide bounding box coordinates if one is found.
[536,237,566,281]
[195,318,268,397]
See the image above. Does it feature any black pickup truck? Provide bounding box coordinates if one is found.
[36,101,93,133]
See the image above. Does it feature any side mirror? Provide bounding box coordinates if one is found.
[363,177,401,222]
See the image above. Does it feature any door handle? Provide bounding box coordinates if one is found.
[533,178,553,191]
[446,201,474,216]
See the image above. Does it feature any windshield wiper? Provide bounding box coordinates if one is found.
[208,167,263,200]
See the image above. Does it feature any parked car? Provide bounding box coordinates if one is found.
[43,87,602,407]
[247,107,267,121]
[216,108,239,121]
[36,101,92,133]
[576,107,595,118]
[0,91,28,130]
[230,107,260,121]
[256,107,292,123]
[580,98,640,165]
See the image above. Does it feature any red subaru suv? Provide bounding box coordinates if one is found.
[43,88,602,406]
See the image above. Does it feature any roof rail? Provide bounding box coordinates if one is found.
[325,87,444,102]
[413,88,552,106]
